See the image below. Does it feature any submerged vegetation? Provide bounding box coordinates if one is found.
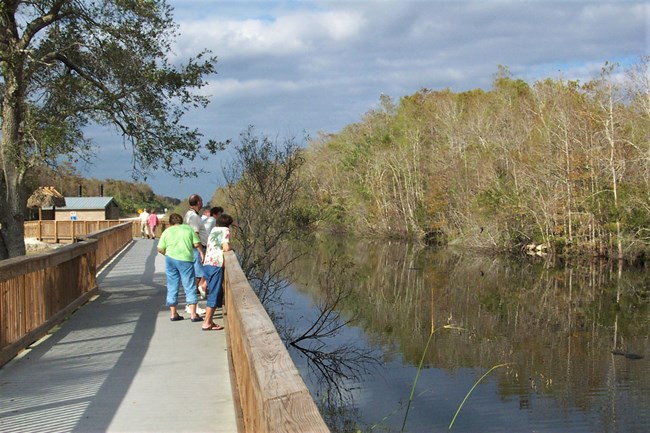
[300,58,650,260]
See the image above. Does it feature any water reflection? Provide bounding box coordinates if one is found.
[274,238,650,433]
[270,256,381,431]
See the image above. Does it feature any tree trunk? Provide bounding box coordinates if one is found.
[605,93,624,260]
[1,67,27,259]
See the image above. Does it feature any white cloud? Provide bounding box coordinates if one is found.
[174,9,364,59]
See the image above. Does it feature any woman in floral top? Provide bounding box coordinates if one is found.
[201,213,233,331]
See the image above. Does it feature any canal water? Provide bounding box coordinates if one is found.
[267,239,650,433]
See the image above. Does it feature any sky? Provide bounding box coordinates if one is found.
[78,0,649,203]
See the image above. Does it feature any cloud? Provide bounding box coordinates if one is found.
[208,76,322,98]
[174,8,365,59]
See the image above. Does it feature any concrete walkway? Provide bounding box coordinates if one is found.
[0,239,239,433]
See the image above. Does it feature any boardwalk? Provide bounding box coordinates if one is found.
[0,239,239,433]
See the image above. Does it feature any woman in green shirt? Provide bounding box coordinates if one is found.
[157,213,204,321]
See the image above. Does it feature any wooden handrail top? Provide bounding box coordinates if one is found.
[0,240,97,282]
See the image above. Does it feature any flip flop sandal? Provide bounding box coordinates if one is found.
[170,315,184,322]
[201,324,224,331]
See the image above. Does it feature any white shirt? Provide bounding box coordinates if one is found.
[184,209,209,245]
[203,216,216,235]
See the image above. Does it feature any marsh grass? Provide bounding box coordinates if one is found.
[365,324,508,433]
[446,363,509,431]
[400,325,464,432]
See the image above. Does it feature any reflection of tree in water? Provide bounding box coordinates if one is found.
[274,258,382,430]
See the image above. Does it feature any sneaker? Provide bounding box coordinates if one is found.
[185,304,206,315]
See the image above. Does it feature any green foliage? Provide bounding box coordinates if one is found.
[475,177,516,218]
[290,202,321,230]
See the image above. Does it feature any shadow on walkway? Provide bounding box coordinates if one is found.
[0,239,236,433]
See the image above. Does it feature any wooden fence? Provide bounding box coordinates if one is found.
[78,222,133,269]
[25,220,125,243]
[25,219,169,242]
[223,251,330,433]
[0,223,133,367]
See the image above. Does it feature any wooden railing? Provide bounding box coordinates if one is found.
[0,242,97,366]
[78,222,133,269]
[25,219,169,242]
[8,222,329,430]
[0,224,133,367]
[25,220,126,243]
[223,251,330,433]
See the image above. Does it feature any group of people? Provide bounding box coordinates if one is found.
[156,194,233,331]
[139,208,159,239]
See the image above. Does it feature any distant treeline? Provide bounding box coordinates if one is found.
[300,59,650,260]
[24,163,180,216]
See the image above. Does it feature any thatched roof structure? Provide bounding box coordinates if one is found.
[27,186,66,209]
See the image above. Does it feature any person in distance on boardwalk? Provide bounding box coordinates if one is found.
[184,194,209,304]
[201,213,233,331]
[147,208,159,239]
[157,213,204,322]
[139,208,150,239]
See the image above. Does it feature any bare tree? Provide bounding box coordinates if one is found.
[223,126,310,305]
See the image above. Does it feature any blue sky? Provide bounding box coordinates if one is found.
[79,0,649,203]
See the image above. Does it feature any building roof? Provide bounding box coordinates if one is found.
[43,197,117,211]
[27,186,67,208]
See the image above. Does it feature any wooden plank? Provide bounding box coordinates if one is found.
[0,277,22,347]
[23,271,39,336]
[266,391,331,433]
[0,287,98,366]
[0,241,97,282]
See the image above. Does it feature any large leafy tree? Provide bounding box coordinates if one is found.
[0,0,220,258]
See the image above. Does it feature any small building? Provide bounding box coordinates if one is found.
[42,197,120,221]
